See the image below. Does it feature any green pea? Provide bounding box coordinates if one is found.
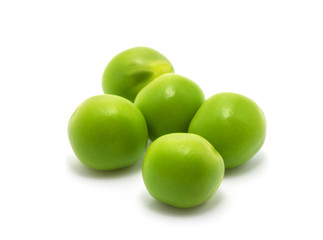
[189,92,266,169]
[102,47,174,102]
[134,73,204,140]
[142,133,224,208]
[68,95,148,170]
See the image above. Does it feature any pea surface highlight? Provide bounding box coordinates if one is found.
[102,47,174,102]
[189,92,266,169]
[134,73,204,140]
[68,95,148,170]
[142,133,224,208]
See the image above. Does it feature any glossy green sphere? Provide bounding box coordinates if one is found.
[102,47,174,102]
[68,95,148,170]
[134,73,204,140]
[142,133,224,208]
[189,92,266,169]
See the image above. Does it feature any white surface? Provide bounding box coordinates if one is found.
[1,1,323,239]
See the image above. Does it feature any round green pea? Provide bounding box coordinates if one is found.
[134,73,204,140]
[102,47,174,102]
[68,95,148,170]
[142,133,224,208]
[189,92,266,169]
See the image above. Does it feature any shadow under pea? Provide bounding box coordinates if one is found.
[224,151,267,178]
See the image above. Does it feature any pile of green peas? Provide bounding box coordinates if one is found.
[68,47,266,208]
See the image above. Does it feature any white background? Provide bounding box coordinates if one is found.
[1,0,322,239]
